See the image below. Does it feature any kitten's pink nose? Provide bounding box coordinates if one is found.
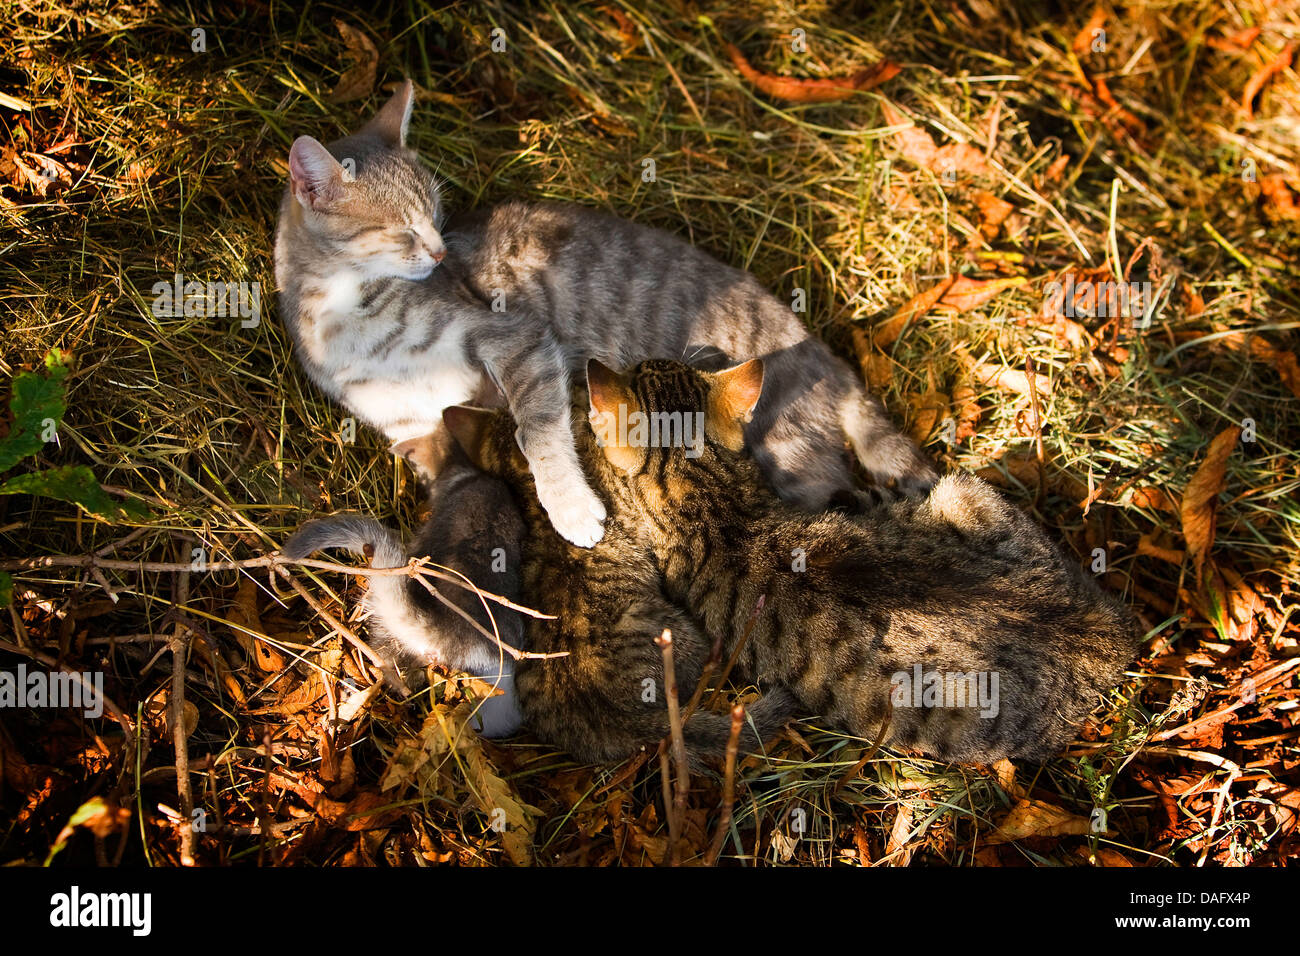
[432,248,445,263]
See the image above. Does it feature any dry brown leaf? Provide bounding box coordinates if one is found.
[1207,27,1261,54]
[1137,533,1184,565]
[880,101,991,177]
[1274,350,1300,399]
[1072,6,1108,56]
[938,275,1028,312]
[987,798,1097,844]
[952,385,981,441]
[329,20,379,104]
[966,358,1050,397]
[726,43,900,103]
[906,390,949,444]
[1180,425,1241,585]
[874,278,955,347]
[1129,486,1178,513]
[973,190,1015,239]
[1044,154,1070,183]
[1242,42,1294,118]
[1260,174,1300,222]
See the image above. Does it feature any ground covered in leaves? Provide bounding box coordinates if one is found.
[1,0,1298,866]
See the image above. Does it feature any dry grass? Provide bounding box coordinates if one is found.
[1,0,1297,866]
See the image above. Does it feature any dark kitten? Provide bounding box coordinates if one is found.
[281,447,526,736]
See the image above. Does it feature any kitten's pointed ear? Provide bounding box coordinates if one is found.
[442,405,496,471]
[289,136,345,209]
[586,359,637,419]
[707,359,764,451]
[363,79,415,147]
[586,359,644,472]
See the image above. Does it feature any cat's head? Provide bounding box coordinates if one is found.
[285,80,446,281]
[583,358,765,476]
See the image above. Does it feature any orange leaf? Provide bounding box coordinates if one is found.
[1072,6,1108,56]
[873,277,956,346]
[880,102,991,177]
[973,190,1014,238]
[939,275,1028,312]
[1180,426,1241,585]
[1242,42,1295,118]
[1274,350,1300,399]
[726,44,900,103]
[987,798,1097,844]
[1207,27,1261,54]
[1260,174,1300,222]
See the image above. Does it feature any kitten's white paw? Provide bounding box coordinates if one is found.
[538,480,607,547]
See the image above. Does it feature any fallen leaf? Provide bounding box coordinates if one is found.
[987,798,1097,844]
[938,275,1028,312]
[1241,42,1294,118]
[880,101,991,178]
[1207,27,1261,54]
[1260,174,1300,222]
[727,43,900,103]
[1180,426,1241,585]
[965,357,1051,397]
[973,190,1015,239]
[328,20,379,104]
[1072,6,1108,56]
[873,277,956,347]
[1129,486,1178,512]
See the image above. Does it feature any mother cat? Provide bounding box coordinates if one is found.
[274,80,933,549]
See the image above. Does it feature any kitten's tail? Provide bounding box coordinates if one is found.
[280,515,419,657]
[680,686,798,768]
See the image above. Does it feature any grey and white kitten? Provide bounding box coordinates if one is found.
[274,79,934,547]
[281,449,527,736]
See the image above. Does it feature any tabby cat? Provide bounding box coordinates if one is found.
[274,79,934,556]
[447,360,1140,764]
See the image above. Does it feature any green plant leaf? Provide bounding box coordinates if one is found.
[0,572,11,608]
[0,348,69,473]
[0,465,149,521]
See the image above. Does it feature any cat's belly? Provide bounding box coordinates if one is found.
[338,320,486,443]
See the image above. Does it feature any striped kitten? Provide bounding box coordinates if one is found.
[448,360,1140,764]
[274,79,934,554]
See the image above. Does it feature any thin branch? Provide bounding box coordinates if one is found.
[706,703,745,866]
[655,628,689,867]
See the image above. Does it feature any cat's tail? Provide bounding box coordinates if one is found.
[679,686,799,769]
[280,515,427,667]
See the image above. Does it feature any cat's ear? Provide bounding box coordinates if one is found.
[586,359,644,472]
[442,405,496,471]
[362,79,415,147]
[289,136,345,209]
[707,359,764,451]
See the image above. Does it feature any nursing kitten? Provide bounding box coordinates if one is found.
[449,360,1140,764]
[274,79,934,556]
[439,400,795,765]
[281,448,527,737]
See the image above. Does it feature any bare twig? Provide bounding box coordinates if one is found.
[170,561,196,867]
[706,703,745,866]
[655,628,689,866]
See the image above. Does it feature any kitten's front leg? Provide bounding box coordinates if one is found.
[476,323,607,547]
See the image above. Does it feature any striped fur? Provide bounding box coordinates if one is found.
[275,81,935,556]
[453,360,1141,764]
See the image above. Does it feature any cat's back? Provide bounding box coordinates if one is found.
[449,199,810,361]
